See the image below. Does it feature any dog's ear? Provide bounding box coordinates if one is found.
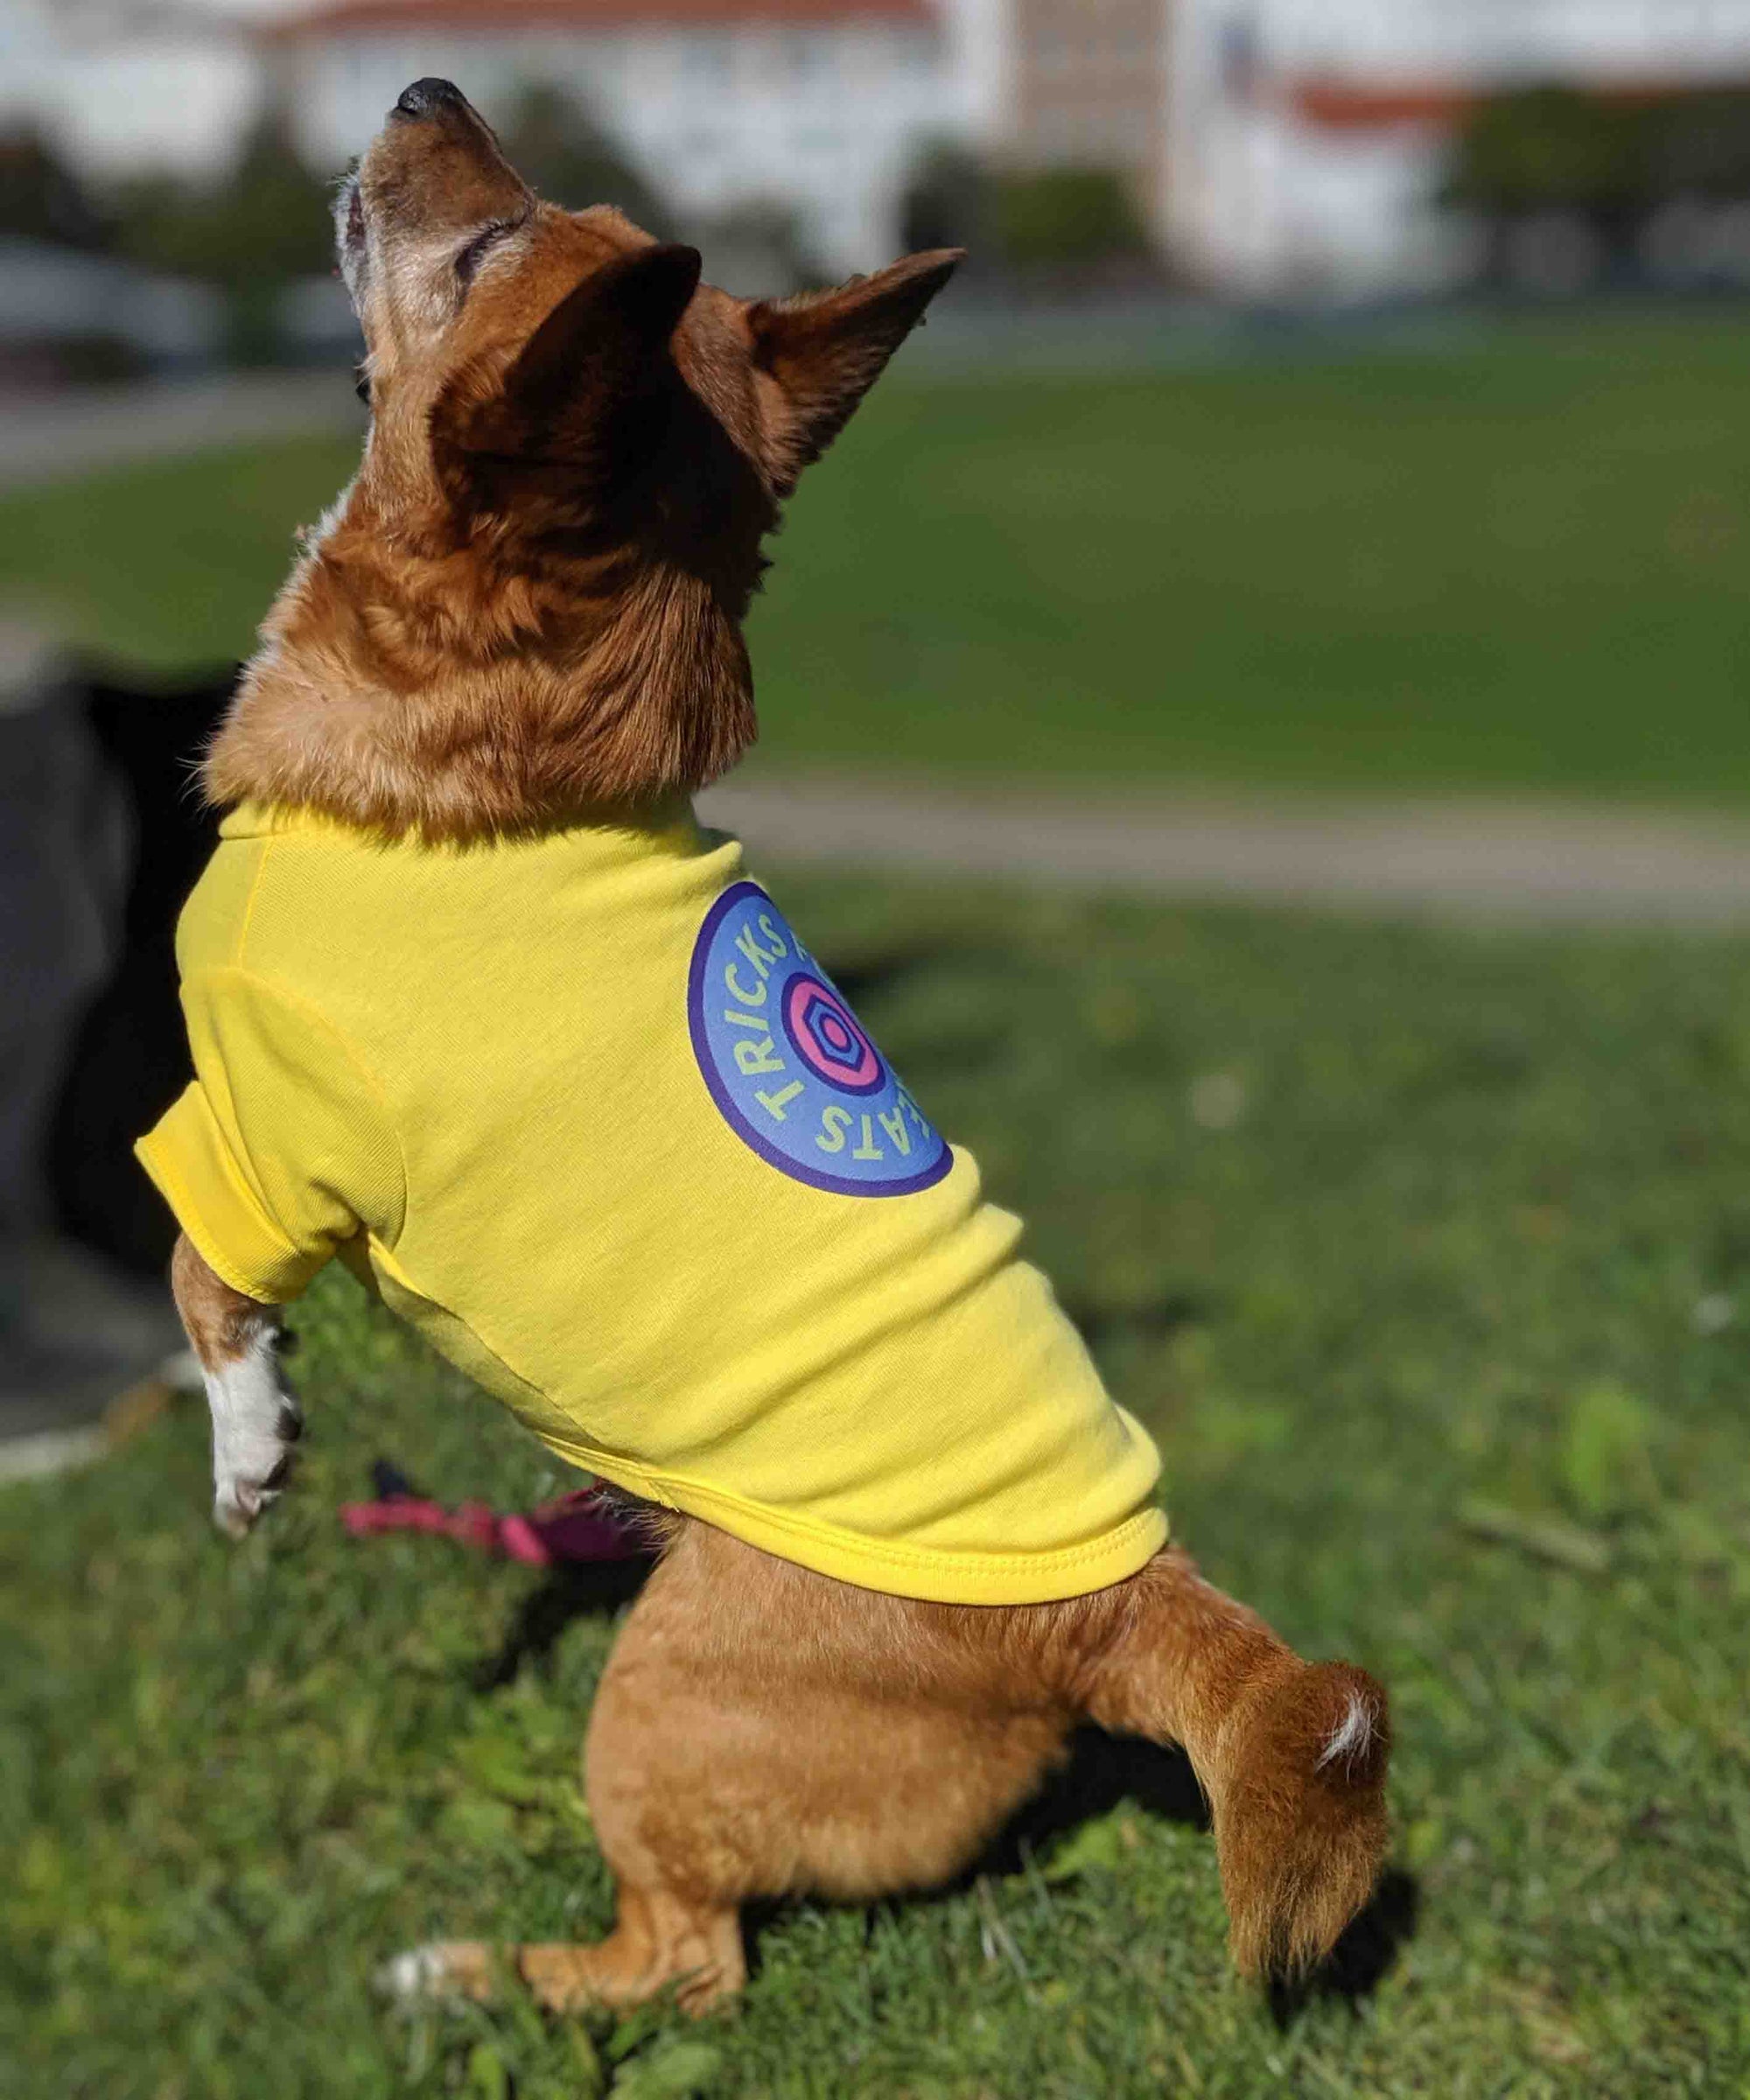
[434,242,703,503]
[746,248,962,496]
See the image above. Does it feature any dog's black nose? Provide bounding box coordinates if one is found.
[394,78,464,121]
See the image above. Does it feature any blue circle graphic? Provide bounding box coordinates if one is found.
[687,881,951,1196]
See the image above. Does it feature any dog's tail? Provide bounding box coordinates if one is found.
[1082,1546,1390,1978]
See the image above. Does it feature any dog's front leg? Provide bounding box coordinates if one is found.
[171,1233,301,1538]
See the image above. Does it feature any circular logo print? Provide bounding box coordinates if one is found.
[688,880,951,1197]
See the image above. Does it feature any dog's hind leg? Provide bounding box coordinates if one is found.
[516,1887,746,2013]
[171,1233,301,1538]
[1080,1545,1390,1978]
[384,1520,1073,2017]
[383,1888,746,2017]
[382,1533,761,2018]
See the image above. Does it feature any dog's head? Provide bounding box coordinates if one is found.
[340,80,957,525]
[213,80,958,838]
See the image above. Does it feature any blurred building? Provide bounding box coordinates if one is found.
[0,237,219,380]
[958,0,1170,234]
[1,0,260,180]
[943,0,1750,294]
[258,0,953,275]
[1163,0,1750,295]
[18,0,1750,319]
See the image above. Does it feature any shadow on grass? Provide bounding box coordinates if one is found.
[990,1730,1419,2020]
[847,1728,1414,2016]
[988,1724,1211,1864]
[470,1557,654,1692]
[1267,1868,1421,2026]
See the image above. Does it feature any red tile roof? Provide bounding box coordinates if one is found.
[264,0,933,39]
[1287,80,1473,131]
[1288,74,1750,133]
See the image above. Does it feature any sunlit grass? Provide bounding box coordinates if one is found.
[7,311,1750,796]
[6,877,1750,2095]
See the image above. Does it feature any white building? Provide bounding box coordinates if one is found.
[930,0,1750,293]
[0,236,220,368]
[23,0,1750,302]
[1163,0,1750,295]
[0,2,261,179]
[258,0,955,276]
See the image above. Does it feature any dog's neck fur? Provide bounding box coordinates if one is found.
[204,477,760,845]
[202,236,962,846]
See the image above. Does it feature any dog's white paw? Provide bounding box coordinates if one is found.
[213,1488,256,1540]
[212,1417,298,1537]
[376,1942,470,2005]
[213,1474,280,1538]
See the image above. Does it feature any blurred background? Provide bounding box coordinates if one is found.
[10,0,1750,1457]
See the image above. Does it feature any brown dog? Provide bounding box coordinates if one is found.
[164,79,1390,2014]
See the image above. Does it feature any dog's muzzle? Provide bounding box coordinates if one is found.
[394,78,466,122]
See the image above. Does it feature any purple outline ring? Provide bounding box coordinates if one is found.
[686,880,951,1199]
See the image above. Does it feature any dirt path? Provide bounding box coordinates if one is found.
[698,776,1750,928]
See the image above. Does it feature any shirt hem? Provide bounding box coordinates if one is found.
[539,1431,1167,1604]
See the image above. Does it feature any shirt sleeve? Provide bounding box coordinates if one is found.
[135,966,405,1305]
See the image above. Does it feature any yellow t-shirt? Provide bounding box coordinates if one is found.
[136,802,1166,1604]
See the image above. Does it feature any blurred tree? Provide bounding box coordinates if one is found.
[0,125,113,251]
[1446,83,1750,291]
[987,166,1149,270]
[691,198,826,295]
[494,83,673,233]
[111,113,334,364]
[112,114,333,284]
[1445,87,1653,221]
[1653,88,1750,199]
[901,140,990,259]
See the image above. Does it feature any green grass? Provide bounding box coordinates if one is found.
[7,878,1750,2096]
[9,311,1750,797]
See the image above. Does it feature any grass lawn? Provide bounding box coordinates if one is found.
[7,311,1750,799]
[6,877,1750,2096]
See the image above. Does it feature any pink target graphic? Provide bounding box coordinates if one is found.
[782,976,885,1095]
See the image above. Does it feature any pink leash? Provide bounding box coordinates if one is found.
[340,1476,648,1567]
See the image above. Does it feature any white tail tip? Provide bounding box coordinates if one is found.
[1315,1688,1377,1774]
